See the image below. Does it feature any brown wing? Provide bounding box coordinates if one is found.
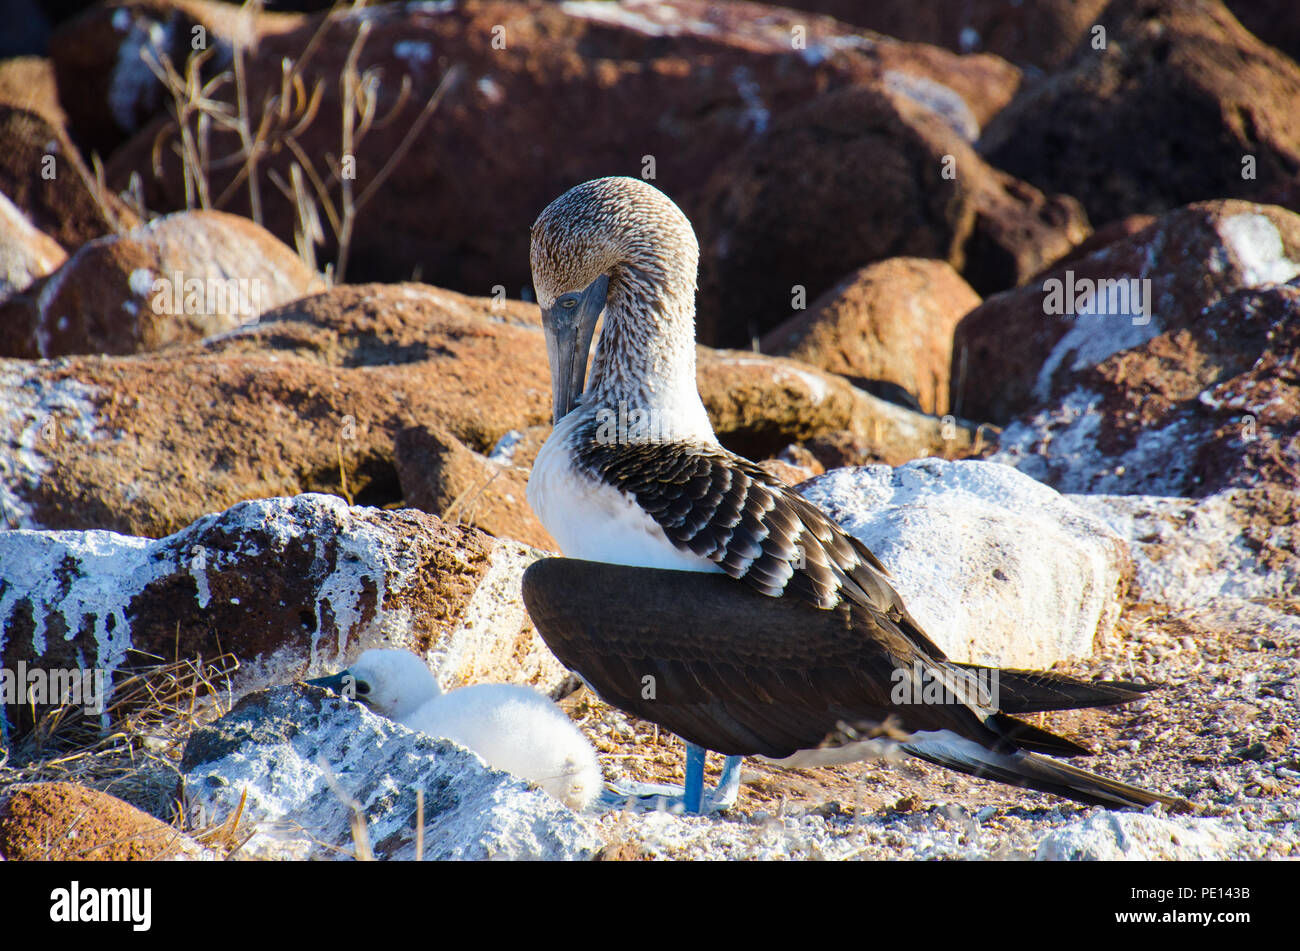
[575,435,952,660]
[521,558,1061,759]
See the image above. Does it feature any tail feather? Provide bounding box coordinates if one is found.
[902,733,1185,810]
[955,664,1159,714]
[987,712,1094,758]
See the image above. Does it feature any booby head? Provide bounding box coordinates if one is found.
[309,648,441,723]
[530,176,700,424]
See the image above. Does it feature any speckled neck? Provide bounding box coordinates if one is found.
[585,261,714,444]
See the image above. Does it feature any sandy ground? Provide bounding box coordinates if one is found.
[562,603,1299,859]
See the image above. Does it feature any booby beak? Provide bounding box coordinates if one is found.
[541,274,609,424]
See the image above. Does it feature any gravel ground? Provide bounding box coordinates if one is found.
[564,602,1300,860]
[3,599,1292,861]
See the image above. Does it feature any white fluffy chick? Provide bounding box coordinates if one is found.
[332,648,602,810]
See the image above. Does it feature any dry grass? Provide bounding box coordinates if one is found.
[189,785,258,857]
[0,651,244,849]
[316,753,374,860]
[138,0,463,281]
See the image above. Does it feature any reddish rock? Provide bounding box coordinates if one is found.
[696,88,972,344]
[964,167,1091,296]
[0,278,984,538]
[695,347,984,463]
[779,0,1110,70]
[972,220,1300,496]
[953,201,1300,425]
[395,423,557,551]
[491,423,550,474]
[1047,214,1158,276]
[0,494,572,736]
[49,0,302,158]
[761,257,981,415]
[0,282,553,537]
[758,443,825,485]
[978,0,1300,226]
[1072,486,1300,645]
[0,209,322,358]
[1224,0,1300,66]
[757,458,813,486]
[104,0,1019,292]
[988,285,1299,496]
[696,85,1086,343]
[1192,299,1300,494]
[801,429,896,470]
[0,56,65,125]
[0,191,66,301]
[0,56,138,249]
[0,782,205,860]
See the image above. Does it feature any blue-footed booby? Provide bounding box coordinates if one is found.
[309,649,602,810]
[522,176,1182,814]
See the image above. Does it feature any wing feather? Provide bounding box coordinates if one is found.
[577,433,948,658]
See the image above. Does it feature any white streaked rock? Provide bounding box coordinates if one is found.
[797,458,1131,666]
[1069,490,1300,640]
[180,684,602,860]
[1036,812,1241,860]
[0,494,571,733]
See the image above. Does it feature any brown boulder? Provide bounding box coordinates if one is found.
[488,423,550,474]
[695,85,1086,345]
[0,782,205,860]
[103,0,1019,291]
[0,494,571,734]
[1,278,984,537]
[0,282,553,536]
[1192,297,1300,494]
[0,209,322,358]
[801,429,897,470]
[982,270,1299,496]
[1224,0,1300,66]
[778,0,1110,71]
[49,0,302,157]
[0,55,65,125]
[954,201,1300,424]
[1071,486,1300,644]
[761,257,981,415]
[964,167,1091,296]
[978,0,1300,225]
[757,444,825,486]
[1047,213,1158,275]
[0,191,66,301]
[395,424,556,550]
[695,347,985,463]
[0,56,138,249]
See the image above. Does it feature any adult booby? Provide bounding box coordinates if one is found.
[309,649,602,810]
[523,176,1181,814]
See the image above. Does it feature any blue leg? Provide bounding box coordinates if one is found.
[708,755,743,810]
[594,744,744,814]
[683,743,707,814]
